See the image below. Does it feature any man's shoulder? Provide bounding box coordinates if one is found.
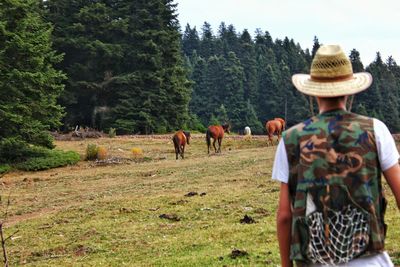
[282,117,317,142]
[283,122,304,136]
[349,112,374,122]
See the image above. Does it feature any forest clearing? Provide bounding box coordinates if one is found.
[1,135,400,266]
[2,1,400,266]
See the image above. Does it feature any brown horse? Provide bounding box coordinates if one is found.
[266,119,284,146]
[172,131,191,159]
[274,117,286,131]
[206,124,230,154]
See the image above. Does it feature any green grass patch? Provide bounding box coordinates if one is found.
[2,135,399,266]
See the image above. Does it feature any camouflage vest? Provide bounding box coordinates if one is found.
[283,109,387,266]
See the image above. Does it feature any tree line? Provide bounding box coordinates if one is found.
[183,24,400,133]
[2,0,400,163]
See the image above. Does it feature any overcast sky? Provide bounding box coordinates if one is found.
[176,0,400,66]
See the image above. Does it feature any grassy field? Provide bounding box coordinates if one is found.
[1,134,400,266]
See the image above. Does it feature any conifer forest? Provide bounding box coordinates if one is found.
[2,0,400,156]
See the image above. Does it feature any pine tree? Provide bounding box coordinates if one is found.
[218,23,239,56]
[154,0,191,132]
[348,49,365,112]
[243,100,263,134]
[222,52,246,130]
[189,55,208,124]
[366,54,400,131]
[355,52,383,120]
[46,0,191,134]
[182,23,200,58]
[45,0,125,129]
[199,22,216,59]
[349,49,364,72]
[203,55,225,124]
[238,30,258,103]
[209,114,219,125]
[0,0,65,161]
[311,36,321,59]
[215,104,229,124]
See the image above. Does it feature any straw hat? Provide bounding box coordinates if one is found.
[292,45,372,97]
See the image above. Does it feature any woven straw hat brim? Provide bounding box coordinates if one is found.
[292,72,372,97]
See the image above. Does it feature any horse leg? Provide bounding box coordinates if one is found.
[218,138,222,153]
[206,131,211,154]
[173,142,179,160]
[181,144,185,159]
[212,138,217,153]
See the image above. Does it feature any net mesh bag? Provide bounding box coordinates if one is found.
[306,204,370,265]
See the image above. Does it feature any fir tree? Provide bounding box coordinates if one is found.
[366,53,400,131]
[311,36,320,59]
[46,0,191,134]
[243,100,264,134]
[45,0,125,129]
[199,22,216,59]
[182,23,200,58]
[222,52,246,130]
[215,104,229,124]
[238,29,258,103]
[349,49,364,72]
[0,0,65,161]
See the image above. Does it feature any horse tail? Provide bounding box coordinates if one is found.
[206,129,211,153]
[173,135,180,154]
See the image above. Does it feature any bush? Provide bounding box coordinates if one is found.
[0,164,11,175]
[86,144,99,160]
[15,150,80,171]
[131,147,143,158]
[108,128,116,138]
[156,125,167,134]
[0,137,31,162]
[185,114,207,133]
[97,146,108,160]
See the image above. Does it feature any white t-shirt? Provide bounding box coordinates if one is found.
[272,118,399,267]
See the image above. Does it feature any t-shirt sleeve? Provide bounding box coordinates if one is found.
[373,118,400,171]
[272,138,289,183]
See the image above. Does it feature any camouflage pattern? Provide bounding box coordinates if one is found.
[283,109,387,266]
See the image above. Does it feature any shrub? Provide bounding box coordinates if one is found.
[86,144,99,160]
[0,164,11,175]
[97,146,108,160]
[15,150,80,171]
[156,125,167,134]
[108,128,116,138]
[131,147,143,158]
[0,137,31,162]
[187,114,207,132]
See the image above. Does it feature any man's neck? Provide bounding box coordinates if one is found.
[316,96,348,114]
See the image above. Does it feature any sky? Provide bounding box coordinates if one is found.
[175,0,400,66]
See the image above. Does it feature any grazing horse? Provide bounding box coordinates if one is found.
[206,124,230,154]
[265,119,284,146]
[274,117,286,131]
[244,126,251,136]
[172,131,191,159]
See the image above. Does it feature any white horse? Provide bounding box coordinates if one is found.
[244,126,251,136]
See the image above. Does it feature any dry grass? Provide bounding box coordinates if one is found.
[0,134,399,266]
